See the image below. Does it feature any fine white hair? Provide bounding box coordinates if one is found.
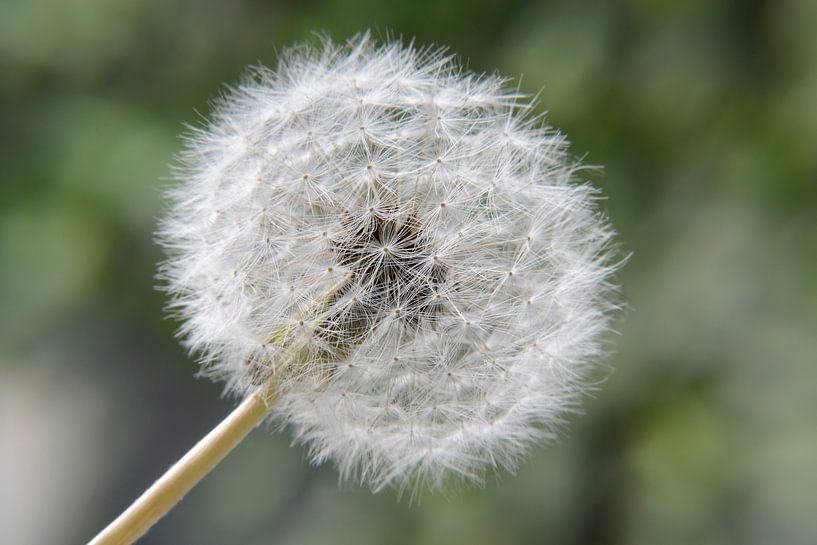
[159,33,620,492]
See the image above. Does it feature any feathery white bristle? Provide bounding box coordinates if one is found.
[159,33,620,492]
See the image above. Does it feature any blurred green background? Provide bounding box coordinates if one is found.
[2,0,816,544]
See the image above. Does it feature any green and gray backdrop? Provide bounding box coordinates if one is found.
[1,0,816,544]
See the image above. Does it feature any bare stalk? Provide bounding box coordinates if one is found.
[88,386,278,545]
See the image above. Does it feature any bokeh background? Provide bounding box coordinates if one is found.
[2,1,816,544]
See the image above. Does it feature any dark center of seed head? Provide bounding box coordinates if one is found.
[323,210,447,350]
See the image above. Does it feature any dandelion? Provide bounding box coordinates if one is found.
[90,33,619,544]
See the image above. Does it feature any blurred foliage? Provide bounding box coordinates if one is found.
[1,1,816,544]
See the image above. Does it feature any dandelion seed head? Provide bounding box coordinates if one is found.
[159,33,620,492]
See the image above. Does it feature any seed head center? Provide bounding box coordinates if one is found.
[328,210,447,333]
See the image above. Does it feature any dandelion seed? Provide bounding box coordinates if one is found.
[159,32,619,492]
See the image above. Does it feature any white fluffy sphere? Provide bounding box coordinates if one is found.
[160,34,619,491]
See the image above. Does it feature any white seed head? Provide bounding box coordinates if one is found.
[159,33,620,492]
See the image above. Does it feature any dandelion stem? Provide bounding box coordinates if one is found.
[88,385,279,545]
